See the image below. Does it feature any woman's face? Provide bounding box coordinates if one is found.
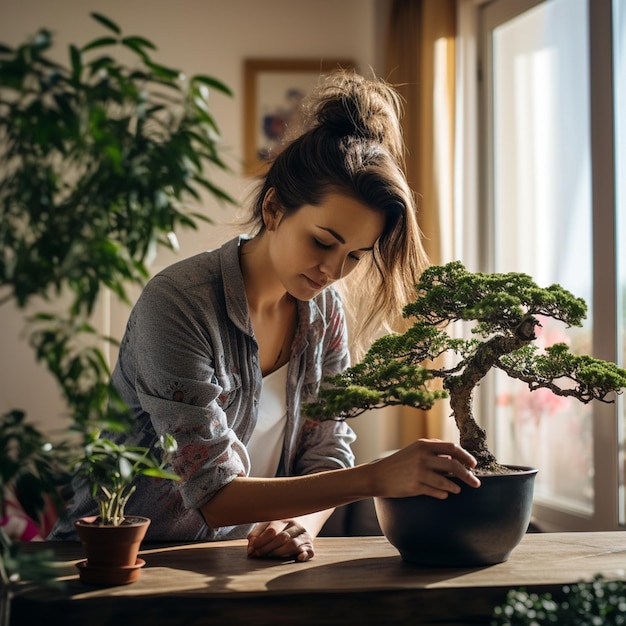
[264,191,385,300]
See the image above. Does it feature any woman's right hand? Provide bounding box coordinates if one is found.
[368,438,481,499]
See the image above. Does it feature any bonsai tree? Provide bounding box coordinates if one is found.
[0,10,233,600]
[304,262,626,472]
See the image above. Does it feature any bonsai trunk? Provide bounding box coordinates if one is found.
[445,374,499,472]
[444,318,538,472]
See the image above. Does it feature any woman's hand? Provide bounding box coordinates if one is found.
[247,519,315,562]
[371,438,481,499]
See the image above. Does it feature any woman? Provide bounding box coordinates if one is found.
[48,70,480,561]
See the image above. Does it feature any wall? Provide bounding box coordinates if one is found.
[0,0,387,461]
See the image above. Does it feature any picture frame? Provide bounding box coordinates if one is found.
[243,58,354,175]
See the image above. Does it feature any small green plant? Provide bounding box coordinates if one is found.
[78,432,179,526]
[304,262,626,471]
[491,575,626,625]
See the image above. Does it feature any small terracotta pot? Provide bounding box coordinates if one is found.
[74,515,150,585]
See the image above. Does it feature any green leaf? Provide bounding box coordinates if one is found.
[81,37,118,53]
[121,36,156,52]
[69,45,82,82]
[32,29,53,51]
[142,468,180,481]
[191,74,233,96]
[90,13,121,35]
[195,178,235,203]
[145,60,181,80]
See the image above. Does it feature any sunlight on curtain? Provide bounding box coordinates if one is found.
[432,37,455,266]
[384,0,457,448]
[490,0,593,515]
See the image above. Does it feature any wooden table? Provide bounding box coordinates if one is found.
[11,532,626,626]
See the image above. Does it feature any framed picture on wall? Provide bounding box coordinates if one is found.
[243,58,354,176]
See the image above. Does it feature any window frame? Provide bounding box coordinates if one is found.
[458,0,622,530]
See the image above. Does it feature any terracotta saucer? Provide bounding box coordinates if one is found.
[76,558,146,586]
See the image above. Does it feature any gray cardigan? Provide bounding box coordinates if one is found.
[48,236,356,541]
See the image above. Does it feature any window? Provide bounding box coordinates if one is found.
[614,0,626,524]
[467,0,622,530]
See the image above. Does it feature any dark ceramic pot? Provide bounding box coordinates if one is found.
[374,465,538,566]
[74,515,150,585]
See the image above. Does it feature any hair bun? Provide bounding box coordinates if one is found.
[304,69,405,165]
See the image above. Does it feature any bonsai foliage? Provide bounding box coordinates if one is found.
[304,262,626,471]
[78,432,179,526]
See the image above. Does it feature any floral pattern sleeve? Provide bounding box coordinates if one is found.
[291,288,356,476]
[122,272,251,510]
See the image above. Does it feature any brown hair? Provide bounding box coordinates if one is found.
[246,69,429,358]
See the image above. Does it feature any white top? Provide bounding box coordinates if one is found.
[247,363,288,477]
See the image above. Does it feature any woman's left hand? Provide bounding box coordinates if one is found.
[247,519,315,562]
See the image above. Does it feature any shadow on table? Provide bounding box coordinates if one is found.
[136,541,485,595]
[266,555,488,591]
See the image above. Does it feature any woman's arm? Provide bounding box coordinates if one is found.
[200,438,480,529]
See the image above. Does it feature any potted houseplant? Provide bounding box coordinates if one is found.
[304,262,626,565]
[72,431,179,585]
[491,575,626,625]
[0,410,71,626]
[0,11,234,591]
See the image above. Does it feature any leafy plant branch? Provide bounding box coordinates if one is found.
[0,12,234,314]
[0,11,234,436]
